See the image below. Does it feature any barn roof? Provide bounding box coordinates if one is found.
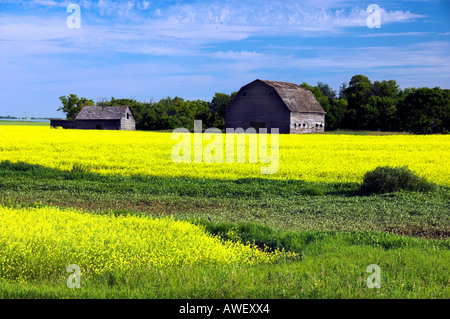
[76,105,132,120]
[257,79,326,114]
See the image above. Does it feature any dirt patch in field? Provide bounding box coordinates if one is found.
[384,226,450,240]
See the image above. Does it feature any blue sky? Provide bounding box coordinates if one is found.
[0,0,449,118]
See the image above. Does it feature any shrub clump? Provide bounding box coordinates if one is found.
[360,166,436,194]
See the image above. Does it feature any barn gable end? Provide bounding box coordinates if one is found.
[226,79,326,134]
[226,80,291,133]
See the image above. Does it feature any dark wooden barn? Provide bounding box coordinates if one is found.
[225,79,326,134]
[50,105,136,131]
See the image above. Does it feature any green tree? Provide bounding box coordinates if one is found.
[208,92,237,129]
[345,75,373,106]
[358,101,380,130]
[317,81,337,100]
[365,95,398,131]
[397,87,450,134]
[338,82,348,99]
[58,94,94,119]
[372,80,400,98]
[210,93,232,116]
[139,103,170,130]
[342,75,373,129]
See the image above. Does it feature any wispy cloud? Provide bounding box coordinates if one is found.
[3,1,425,32]
[282,41,450,69]
[155,2,424,33]
[211,51,266,59]
[356,32,434,37]
[0,2,427,60]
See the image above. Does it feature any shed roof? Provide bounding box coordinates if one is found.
[76,105,132,120]
[256,79,326,114]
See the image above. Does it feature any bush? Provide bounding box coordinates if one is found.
[360,166,436,194]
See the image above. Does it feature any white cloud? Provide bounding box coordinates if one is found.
[356,32,434,37]
[30,0,59,6]
[0,13,264,60]
[157,2,424,33]
[211,50,266,60]
[0,1,427,48]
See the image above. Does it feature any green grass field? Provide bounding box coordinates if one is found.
[0,120,49,126]
[1,160,449,298]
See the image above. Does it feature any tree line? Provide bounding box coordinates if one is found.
[58,93,236,131]
[59,74,449,134]
[301,75,449,134]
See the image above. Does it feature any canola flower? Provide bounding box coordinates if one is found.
[0,125,449,185]
[0,206,287,282]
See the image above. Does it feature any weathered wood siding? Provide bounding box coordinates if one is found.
[50,119,77,129]
[120,107,136,131]
[290,112,325,134]
[75,120,121,130]
[226,81,291,133]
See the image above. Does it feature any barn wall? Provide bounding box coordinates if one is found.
[120,108,136,131]
[290,112,325,134]
[50,120,77,129]
[76,120,121,130]
[226,81,291,134]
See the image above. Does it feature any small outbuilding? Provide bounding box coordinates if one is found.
[50,105,136,131]
[225,79,326,134]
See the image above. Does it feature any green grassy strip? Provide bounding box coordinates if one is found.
[0,160,353,198]
[1,161,449,238]
[0,120,49,126]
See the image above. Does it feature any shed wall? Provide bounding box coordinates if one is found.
[120,108,136,131]
[76,120,121,130]
[50,120,77,129]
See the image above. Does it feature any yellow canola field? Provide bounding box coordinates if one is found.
[0,125,449,185]
[0,205,284,282]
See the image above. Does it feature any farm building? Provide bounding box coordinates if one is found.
[50,105,136,131]
[225,79,326,134]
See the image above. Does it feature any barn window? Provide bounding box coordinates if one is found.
[303,123,306,127]
[316,124,319,128]
[320,123,323,127]
[243,92,247,96]
[127,113,130,119]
